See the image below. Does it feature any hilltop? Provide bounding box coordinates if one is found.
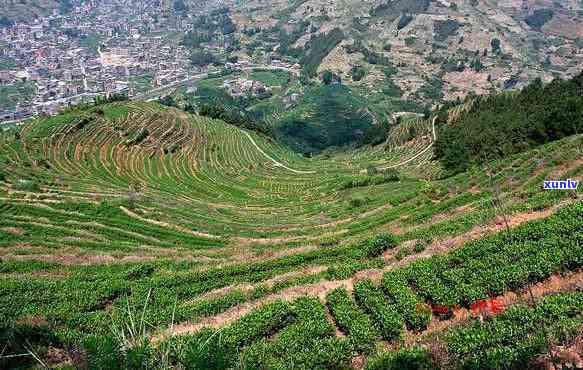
[225,0,583,103]
[0,97,582,368]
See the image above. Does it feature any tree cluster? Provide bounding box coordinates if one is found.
[435,71,583,173]
[300,28,344,77]
[198,104,273,136]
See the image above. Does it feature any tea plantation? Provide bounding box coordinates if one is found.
[0,101,581,369]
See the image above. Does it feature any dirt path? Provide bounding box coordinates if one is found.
[392,200,570,268]
[161,279,349,341]
[120,206,220,239]
[241,131,316,174]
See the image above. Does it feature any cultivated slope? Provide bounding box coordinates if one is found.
[0,102,582,368]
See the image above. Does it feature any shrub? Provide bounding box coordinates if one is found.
[413,241,428,253]
[366,165,378,175]
[0,323,61,369]
[434,19,461,42]
[125,128,149,146]
[327,263,358,280]
[220,300,295,349]
[447,292,583,369]
[348,196,368,209]
[164,329,234,370]
[362,233,397,257]
[397,14,414,30]
[12,179,40,192]
[351,66,367,81]
[353,279,404,341]
[366,347,435,370]
[326,288,378,353]
[395,247,412,261]
[382,272,431,331]
[525,8,554,31]
[126,264,155,280]
[382,168,400,182]
[243,297,352,368]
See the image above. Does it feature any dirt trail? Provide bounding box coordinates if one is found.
[242,131,316,174]
[393,201,569,268]
[157,279,350,342]
[156,202,572,341]
[120,206,220,239]
[188,266,327,304]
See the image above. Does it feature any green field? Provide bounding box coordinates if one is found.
[0,101,582,368]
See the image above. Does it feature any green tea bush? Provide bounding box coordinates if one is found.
[366,347,435,370]
[126,264,155,280]
[362,233,397,257]
[242,297,352,369]
[394,247,412,261]
[447,292,583,369]
[381,272,431,331]
[327,263,358,280]
[220,300,294,349]
[353,279,404,340]
[326,288,378,353]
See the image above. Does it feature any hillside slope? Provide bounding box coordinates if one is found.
[228,0,583,103]
[0,101,582,368]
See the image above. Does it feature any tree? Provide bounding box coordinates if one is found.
[173,0,188,13]
[158,95,178,107]
[322,70,334,85]
[190,50,218,67]
[351,66,366,81]
[0,17,15,28]
[491,38,501,53]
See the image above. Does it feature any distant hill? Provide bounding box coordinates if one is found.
[229,0,583,104]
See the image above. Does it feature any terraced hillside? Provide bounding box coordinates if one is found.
[0,101,582,368]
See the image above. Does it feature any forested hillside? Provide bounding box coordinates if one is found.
[435,71,583,173]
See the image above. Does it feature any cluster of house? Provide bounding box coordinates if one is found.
[222,77,271,98]
[0,0,204,122]
[222,58,300,99]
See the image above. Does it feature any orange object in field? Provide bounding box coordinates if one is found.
[470,298,505,316]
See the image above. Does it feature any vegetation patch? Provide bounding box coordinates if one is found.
[435,72,583,173]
